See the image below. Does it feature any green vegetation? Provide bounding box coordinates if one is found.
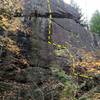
[90,10,100,35]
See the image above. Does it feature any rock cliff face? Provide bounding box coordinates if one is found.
[22,0,100,65]
[0,0,100,100]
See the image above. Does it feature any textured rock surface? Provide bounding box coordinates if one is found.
[0,0,100,100]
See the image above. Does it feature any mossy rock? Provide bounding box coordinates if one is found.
[0,82,12,93]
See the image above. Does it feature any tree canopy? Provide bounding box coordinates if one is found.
[90,10,100,35]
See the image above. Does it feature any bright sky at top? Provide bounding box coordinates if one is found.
[63,0,100,22]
